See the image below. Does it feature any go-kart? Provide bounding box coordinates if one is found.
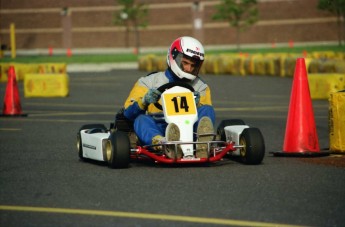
[76,82,265,168]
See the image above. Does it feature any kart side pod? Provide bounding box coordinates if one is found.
[79,129,110,161]
[224,125,249,156]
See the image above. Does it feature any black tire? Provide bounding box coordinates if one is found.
[217,119,246,141]
[77,133,84,160]
[239,128,265,165]
[106,131,130,169]
[77,124,107,161]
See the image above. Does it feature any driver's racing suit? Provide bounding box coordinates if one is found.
[123,68,215,145]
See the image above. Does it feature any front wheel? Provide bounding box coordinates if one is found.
[106,131,130,169]
[239,128,265,165]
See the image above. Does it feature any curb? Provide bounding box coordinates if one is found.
[67,62,137,73]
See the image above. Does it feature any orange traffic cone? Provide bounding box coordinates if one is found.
[1,66,27,117]
[272,58,327,156]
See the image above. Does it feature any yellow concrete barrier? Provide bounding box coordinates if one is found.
[37,63,67,74]
[244,57,254,75]
[307,59,345,74]
[282,57,295,77]
[329,91,345,153]
[277,54,288,77]
[264,54,282,77]
[0,63,67,82]
[137,52,343,77]
[308,73,345,99]
[217,54,235,75]
[0,63,10,82]
[0,63,34,81]
[311,51,336,59]
[138,56,146,71]
[138,54,156,72]
[204,55,220,74]
[334,52,345,60]
[308,59,321,73]
[243,56,262,75]
[253,55,266,75]
[152,56,166,72]
[24,73,69,98]
[16,64,38,80]
[232,55,247,76]
[335,60,345,73]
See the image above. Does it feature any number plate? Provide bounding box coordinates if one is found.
[163,92,196,116]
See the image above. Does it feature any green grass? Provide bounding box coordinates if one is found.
[1,45,344,64]
[208,45,345,54]
[0,53,139,64]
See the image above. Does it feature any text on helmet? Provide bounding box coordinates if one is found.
[186,48,204,57]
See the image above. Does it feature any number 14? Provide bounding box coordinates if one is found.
[171,96,189,113]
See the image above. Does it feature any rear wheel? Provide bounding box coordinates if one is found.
[217,119,246,141]
[239,128,265,165]
[76,134,84,160]
[106,131,130,169]
[77,124,107,161]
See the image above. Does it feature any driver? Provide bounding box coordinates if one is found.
[123,36,215,158]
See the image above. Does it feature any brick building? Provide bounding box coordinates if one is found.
[0,0,339,50]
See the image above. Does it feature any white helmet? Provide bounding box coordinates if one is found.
[167,36,205,81]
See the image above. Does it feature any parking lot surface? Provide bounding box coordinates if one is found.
[1,69,344,227]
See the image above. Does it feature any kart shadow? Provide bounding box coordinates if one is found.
[226,156,245,164]
[79,158,108,167]
[78,157,238,169]
[130,158,237,168]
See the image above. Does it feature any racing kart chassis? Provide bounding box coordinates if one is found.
[131,141,238,164]
[77,119,265,168]
[77,83,265,168]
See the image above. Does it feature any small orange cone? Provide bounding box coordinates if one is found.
[133,48,138,55]
[302,50,308,58]
[272,58,327,156]
[48,47,53,56]
[67,48,72,57]
[1,66,27,117]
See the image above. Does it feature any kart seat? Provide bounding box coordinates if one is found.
[114,108,134,132]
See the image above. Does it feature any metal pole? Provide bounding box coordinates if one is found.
[10,23,16,59]
[192,1,204,43]
[61,7,72,50]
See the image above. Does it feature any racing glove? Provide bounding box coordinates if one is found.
[142,88,161,106]
[193,91,200,106]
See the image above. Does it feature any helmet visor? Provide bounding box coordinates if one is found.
[174,52,203,76]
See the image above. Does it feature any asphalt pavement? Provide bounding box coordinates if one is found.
[0,68,344,227]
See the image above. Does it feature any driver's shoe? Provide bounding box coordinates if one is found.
[152,135,166,151]
[165,123,182,159]
[196,117,214,158]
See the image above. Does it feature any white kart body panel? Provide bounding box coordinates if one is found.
[161,86,198,157]
[80,129,110,161]
[224,125,249,155]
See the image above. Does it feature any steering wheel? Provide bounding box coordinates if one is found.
[154,82,195,110]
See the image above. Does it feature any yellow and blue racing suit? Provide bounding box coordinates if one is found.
[123,69,215,145]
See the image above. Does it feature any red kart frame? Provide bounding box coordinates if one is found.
[130,141,238,164]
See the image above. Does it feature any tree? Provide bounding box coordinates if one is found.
[318,0,345,46]
[212,0,258,51]
[113,0,148,53]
